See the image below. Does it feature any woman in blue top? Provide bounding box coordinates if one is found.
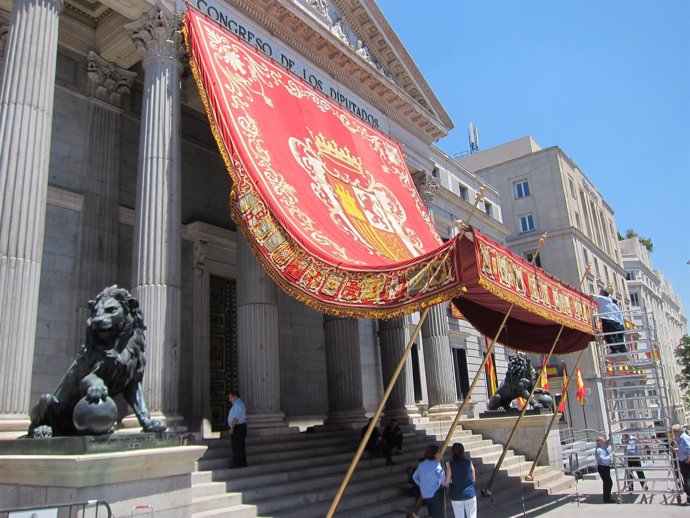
[412,444,446,518]
[445,443,477,518]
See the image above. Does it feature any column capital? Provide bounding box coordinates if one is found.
[412,170,440,207]
[128,9,183,68]
[86,51,136,108]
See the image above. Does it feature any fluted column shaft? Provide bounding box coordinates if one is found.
[130,11,182,420]
[76,53,135,315]
[378,317,415,413]
[236,237,283,423]
[413,170,458,408]
[324,315,366,425]
[421,303,458,406]
[0,0,63,431]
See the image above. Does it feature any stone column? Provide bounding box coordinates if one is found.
[236,237,285,428]
[414,171,458,410]
[129,10,183,427]
[323,315,367,428]
[378,317,416,419]
[0,0,63,435]
[74,52,136,323]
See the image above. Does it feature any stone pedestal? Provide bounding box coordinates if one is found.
[0,445,206,517]
[461,414,563,471]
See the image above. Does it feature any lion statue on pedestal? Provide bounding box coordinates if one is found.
[28,285,167,437]
[487,353,553,411]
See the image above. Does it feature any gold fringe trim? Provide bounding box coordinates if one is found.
[477,277,595,336]
[184,17,595,329]
[183,20,469,320]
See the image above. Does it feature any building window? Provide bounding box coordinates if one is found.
[568,177,576,198]
[574,212,581,230]
[630,292,640,306]
[519,213,535,233]
[458,184,468,201]
[515,180,530,198]
[524,250,542,268]
[485,201,493,216]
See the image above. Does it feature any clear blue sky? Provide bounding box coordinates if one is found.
[377,0,690,319]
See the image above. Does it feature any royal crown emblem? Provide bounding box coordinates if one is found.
[310,130,363,175]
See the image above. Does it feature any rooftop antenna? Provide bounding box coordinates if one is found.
[468,122,479,154]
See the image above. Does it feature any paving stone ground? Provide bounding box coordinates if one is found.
[477,472,688,518]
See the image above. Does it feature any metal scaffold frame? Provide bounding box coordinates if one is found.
[596,307,683,504]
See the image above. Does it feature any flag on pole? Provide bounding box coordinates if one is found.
[540,355,549,391]
[485,338,498,396]
[558,363,568,413]
[576,366,586,405]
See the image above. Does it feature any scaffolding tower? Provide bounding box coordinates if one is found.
[596,307,683,504]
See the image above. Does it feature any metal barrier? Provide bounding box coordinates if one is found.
[0,500,113,518]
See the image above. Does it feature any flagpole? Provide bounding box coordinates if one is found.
[524,346,587,481]
[482,264,590,496]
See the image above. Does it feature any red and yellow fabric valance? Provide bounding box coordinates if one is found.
[183,8,596,353]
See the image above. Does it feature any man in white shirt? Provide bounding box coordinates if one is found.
[592,289,627,353]
[227,390,248,468]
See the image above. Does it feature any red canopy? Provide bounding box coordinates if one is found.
[453,231,594,353]
[183,8,595,353]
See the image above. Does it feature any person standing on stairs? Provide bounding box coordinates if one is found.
[446,443,476,518]
[412,444,446,518]
[227,390,248,468]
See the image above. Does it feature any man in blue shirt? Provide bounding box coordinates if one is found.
[622,433,646,490]
[592,289,627,353]
[227,390,248,468]
[595,435,615,503]
[672,424,690,502]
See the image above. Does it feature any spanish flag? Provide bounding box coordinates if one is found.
[540,355,549,391]
[576,366,586,405]
[485,338,498,396]
[558,363,568,413]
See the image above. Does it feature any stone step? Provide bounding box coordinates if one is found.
[191,493,243,515]
[192,504,258,518]
[192,481,228,499]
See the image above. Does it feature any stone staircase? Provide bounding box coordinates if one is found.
[191,418,574,517]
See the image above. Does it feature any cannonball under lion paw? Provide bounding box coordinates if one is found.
[73,395,117,434]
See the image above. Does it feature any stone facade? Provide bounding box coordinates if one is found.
[0,0,511,440]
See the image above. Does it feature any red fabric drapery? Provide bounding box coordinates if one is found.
[183,8,596,353]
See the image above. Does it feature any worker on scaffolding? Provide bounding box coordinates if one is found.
[592,288,627,353]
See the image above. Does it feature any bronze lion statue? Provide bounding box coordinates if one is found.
[29,285,167,437]
[487,353,553,411]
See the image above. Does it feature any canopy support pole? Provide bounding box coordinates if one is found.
[481,326,563,496]
[437,232,549,459]
[325,306,431,518]
[482,263,590,496]
[524,346,587,481]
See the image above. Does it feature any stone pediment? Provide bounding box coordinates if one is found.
[50,0,453,143]
[236,0,453,143]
